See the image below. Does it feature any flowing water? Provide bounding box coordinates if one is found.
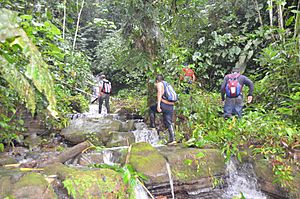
[222,159,268,199]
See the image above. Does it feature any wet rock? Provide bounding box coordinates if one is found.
[120,119,135,131]
[106,131,135,147]
[60,116,122,145]
[0,171,56,199]
[0,154,17,166]
[44,163,130,198]
[129,142,169,184]
[24,133,42,150]
[253,159,300,199]
[129,143,226,198]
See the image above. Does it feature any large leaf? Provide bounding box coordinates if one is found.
[0,8,57,117]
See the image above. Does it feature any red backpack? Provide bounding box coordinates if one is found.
[225,73,242,97]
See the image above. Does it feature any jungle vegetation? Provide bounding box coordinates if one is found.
[0,0,299,189]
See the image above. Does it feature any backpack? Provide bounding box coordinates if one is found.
[101,80,111,94]
[162,81,178,102]
[225,73,242,98]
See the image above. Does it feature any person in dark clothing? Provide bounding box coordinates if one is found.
[98,75,111,114]
[220,68,254,118]
[150,75,176,144]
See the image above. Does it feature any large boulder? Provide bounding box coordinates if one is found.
[129,143,226,198]
[129,142,169,184]
[0,170,56,199]
[60,116,122,145]
[253,158,300,199]
[44,163,129,198]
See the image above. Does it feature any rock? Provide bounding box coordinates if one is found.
[129,142,169,184]
[106,131,135,147]
[0,170,56,199]
[128,143,226,198]
[253,158,300,199]
[120,119,135,132]
[44,163,129,198]
[60,116,122,145]
[0,155,17,166]
[159,147,226,182]
[24,133,42,150]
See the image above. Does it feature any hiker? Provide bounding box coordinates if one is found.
[150,74,177,144]
[220,68,254,118]
[180,64,196,94]
[98,74,111,114]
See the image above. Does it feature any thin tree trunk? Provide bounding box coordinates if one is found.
[252,0,263,26]
[294,1,300,62]
[278,3,284,29]
[268,0,273,26]
[62,0,66,39]
[72,0,85,51]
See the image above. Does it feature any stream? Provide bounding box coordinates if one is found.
[0,103,284,198]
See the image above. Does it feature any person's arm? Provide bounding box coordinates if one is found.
[243,76,254,103]
[192,73,196,82]
[157,82,164,112]
[220,76,228,101]
[99,81,103,96]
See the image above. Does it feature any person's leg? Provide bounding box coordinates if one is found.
[223,98,234,119]
[162,103,175,143]
[233,95,244,118]
[98,95,104,114]
[105,94,110,113]
[149,104,158,128]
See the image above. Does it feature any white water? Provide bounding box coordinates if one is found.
[132,122,160,145]
[223,159,267,199]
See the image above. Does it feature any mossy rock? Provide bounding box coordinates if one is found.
[159,147,225,182]
[45,163,129,199]
[11,172,56,199]
[253,158,300,198]
[61,117,122,145]
[129,142,169,184]
[106,131,135,148]
[0,155,17,166]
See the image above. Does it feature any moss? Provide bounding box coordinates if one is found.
[161,148,225,182]
[63,169,128,199]
[14,173,48,188]
[45,163,128,199]
[0,176,12,198]
[129,142,168,183]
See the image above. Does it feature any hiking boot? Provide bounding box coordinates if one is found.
[167,124,175,143]
[150,112,156,128]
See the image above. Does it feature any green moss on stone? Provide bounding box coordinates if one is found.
[129,142,168,183]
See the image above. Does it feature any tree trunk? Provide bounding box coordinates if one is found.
[63,0,66,39]
[72,0,85,51]
[268,0,273,26]
[38,141,91,167]
[294,1,300,62]
[252,0,263,26]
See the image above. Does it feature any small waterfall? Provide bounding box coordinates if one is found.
[103,150,114,165]
[223,159,267,199]
[132,122,159,145]
[166,162,175,199]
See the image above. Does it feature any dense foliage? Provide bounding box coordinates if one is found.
[0,0,299,191]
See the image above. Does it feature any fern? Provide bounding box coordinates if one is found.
[0,8,57,117]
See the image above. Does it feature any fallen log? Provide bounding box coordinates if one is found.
[21,141,91,168]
